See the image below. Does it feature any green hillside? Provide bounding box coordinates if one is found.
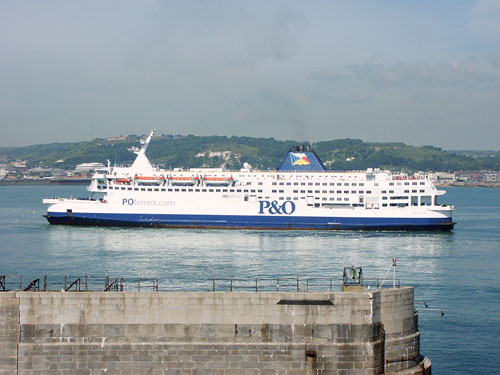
[0,134,499,172]
[312,140,499,171]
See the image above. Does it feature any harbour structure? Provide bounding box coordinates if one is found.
[0,281,431,374]
[43,130,455,230]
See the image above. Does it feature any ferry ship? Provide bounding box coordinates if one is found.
[43,131,455,231]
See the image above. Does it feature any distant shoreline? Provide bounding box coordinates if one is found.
[435,182,500,188]
[0,179,90,186]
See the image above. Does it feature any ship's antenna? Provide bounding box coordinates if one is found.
[139,129,155,154]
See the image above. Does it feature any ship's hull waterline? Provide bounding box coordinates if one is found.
[45,213,454,231]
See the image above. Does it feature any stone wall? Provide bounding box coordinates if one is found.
[0,293,19,375]
[0,288,431,375]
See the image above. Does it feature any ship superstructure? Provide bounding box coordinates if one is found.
[43,130,455,230]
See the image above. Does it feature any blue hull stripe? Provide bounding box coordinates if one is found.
[46,212,455,231]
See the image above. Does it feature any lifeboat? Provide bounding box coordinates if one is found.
[115,178,132,184]
[168,176,199,186]
[202,176,234,186]
[135,175,165,185]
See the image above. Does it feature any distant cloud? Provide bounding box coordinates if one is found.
[349,58,500,89]
[1,1,500,149]
[468,0,500,42]
[308,71,344,82]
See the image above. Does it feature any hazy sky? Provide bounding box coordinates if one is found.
[1,0,500,149]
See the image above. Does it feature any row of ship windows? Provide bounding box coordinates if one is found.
[273,189,426,194]
[251,196,428,207]
[255,197,353,201]
[99,186,427,195]
[268,182,366,186]
[272,197,432,207]
[278,189,370,194]
[272,195,428,201]
[101,186,371,194]
[240,176,426,186]
[263,181,426,187]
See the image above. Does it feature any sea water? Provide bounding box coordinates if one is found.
[0,185,499,374]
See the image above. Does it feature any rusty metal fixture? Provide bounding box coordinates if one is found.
[23,278,40,292]
[380,324,386,374]
[104,278,124,292]
[65,278,81,292]
[305,350,317,375]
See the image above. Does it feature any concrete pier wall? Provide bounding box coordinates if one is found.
[0,288,431,375]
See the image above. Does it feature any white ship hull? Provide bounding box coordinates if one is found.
[44,195,453,230]
[43,130,455,231]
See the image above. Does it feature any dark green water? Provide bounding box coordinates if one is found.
[0,185,499,373]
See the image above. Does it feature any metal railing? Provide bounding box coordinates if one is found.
[1,274,400,293]
[210,277,401,292]
[0,275,159,292]
[0,275,47,292]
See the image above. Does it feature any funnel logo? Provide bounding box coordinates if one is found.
[290,153,310,166]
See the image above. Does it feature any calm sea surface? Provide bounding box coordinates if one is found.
[0,185,499,373]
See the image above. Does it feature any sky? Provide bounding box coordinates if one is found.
[1,0,500,150]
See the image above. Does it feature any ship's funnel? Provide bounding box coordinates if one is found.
[278,150,327,172]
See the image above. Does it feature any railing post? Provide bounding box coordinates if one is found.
[155,278,159,291]
[230,279,232,292]
[212,279,215,292]
[64,275,67,291]
[296,276,299,292]
[85,276,88,291]
[44,275,47,291]
[255,278,258,292]
[105,276,109,291]
[306,279,309,292]
[19,276,22,290]
[138,280,141,291]
[330,278,332,292]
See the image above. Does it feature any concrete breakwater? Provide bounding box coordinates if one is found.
[0,288,430,375]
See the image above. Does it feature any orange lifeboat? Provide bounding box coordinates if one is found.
[115,178,132,184]
[202,176,234,186]
[168,176,199,186]
[135,176,165,185]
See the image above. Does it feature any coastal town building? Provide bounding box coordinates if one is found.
[481,171,500,182]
